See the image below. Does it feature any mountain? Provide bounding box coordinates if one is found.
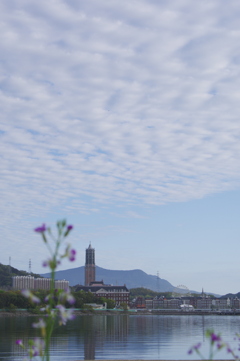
[0,262,220,295]
[0,263,42,289]
[41,265,175,292]
[220,292,240,299]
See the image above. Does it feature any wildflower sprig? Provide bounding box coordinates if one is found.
[188,329,238,360]
[16,338,45,359]
[16,220,76,361]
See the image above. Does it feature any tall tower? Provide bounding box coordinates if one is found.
[85,244,95,286]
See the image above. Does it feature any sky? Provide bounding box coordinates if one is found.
[1,0,240,296]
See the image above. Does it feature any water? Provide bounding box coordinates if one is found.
[1,314,240,360]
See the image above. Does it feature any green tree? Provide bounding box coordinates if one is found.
[99,297,115,309]
[120,302,128,311]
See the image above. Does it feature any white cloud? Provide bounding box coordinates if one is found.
[1,0,240,291]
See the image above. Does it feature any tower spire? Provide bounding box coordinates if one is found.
[85,244,95,286]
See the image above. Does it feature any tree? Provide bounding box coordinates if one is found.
[120,302,128,311]
[99,297,115,309]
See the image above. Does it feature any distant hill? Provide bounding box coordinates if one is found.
[41,265,175,292]
[0,262,223,295]
[0,263,42,289]
[220,292,240,299]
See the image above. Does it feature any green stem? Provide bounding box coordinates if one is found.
[209,343,214,360]
[195,349,205,359]
[43,240,61,360]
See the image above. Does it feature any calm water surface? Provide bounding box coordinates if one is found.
[1,314,240,360]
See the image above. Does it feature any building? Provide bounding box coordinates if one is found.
[54,279,69,290]
[196,297,212,309]
[76,281,129,306]
[212,298,231,309]
[12,276,35,290]
[12,276,69,291]
[85,243,96,286]
[80,244,129,305]
[34,277,51,290]
[132,296,146,309]
[146,297,182,309]
[232,297,240,309]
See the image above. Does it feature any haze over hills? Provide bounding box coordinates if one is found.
[41,266,175,292]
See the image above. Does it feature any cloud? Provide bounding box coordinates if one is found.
[1,0,240,273]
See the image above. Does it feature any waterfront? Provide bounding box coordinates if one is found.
[1,314,240,360]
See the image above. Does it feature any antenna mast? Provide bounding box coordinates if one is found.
[29,259,32,274]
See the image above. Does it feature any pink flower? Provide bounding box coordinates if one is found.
[34,224,47,233]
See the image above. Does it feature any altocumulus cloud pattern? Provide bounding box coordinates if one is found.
[1,0,240,280]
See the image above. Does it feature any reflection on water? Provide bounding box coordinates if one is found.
[1,314,240,360]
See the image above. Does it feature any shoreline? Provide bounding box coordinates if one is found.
[1,309,240,317]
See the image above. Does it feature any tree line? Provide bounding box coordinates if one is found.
[129,287,173,300]
[0,289,115,311]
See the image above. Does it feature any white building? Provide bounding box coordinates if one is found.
[12,276,69,291]
[12,276,35,290]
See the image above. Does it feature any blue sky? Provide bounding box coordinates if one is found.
[1,0,240,295]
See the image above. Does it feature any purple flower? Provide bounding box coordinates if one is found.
[32,319,46,338]
[68,249,76,262]
[22,289,40,304]
[32,318,46,329]
[29,338,45,358]
[188,343,201,355]
[64,224,74,237]
[34,224,47,233]
[211,333,221,342]
[193,343,201,350]
[42,260,49,267]
[66,293,75,305]
[16,339,23,346]
[56,304,75,325]
[59,288,75,305]
[33,349,39,357]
